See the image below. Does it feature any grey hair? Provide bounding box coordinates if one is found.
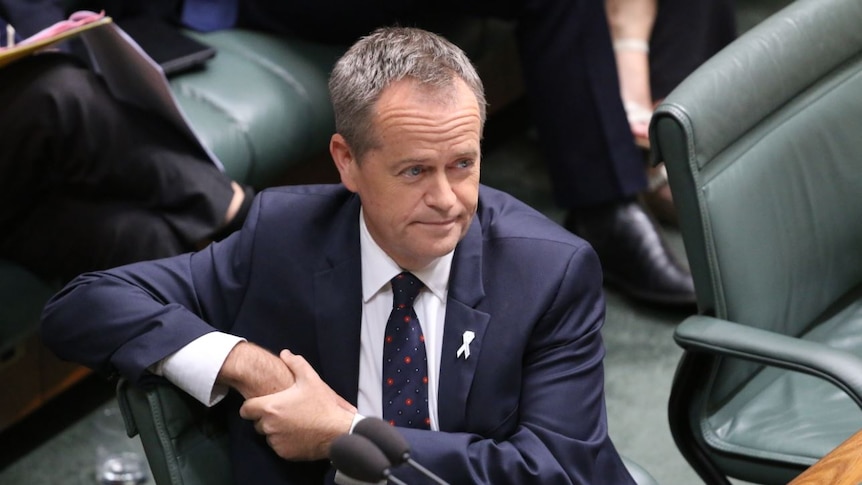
[328,26,487,158]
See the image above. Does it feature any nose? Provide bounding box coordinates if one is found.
[424,171,457,211]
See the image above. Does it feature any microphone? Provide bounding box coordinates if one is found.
[330,433,408,485]
[354,417,450,485]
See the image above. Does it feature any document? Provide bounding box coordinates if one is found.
[0,11,223,171]
[79,19,223,170]
[0,11,110,68]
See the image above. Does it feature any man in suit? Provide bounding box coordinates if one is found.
[43,27,635,483]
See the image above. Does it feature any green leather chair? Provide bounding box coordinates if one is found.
[117,379,229,485]
[650,0,862,483]
[117,379,659,485]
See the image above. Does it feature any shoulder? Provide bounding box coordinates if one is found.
[256,184,354,203]
[252,184,358,220]
[472,185,601,292]
[476,185,589,252]
[236,184,360,251]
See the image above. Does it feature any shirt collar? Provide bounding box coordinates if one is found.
[359,207,452,303]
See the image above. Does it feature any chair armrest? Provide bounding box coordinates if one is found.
[675,315,862,408]
[116,378,233,485]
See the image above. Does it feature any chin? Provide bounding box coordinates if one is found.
[406,241,457,266]
[429,239,460,258]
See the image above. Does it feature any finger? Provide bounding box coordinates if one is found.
[239,396,263,420]
[254,418,267,436]
[280,350,316,381]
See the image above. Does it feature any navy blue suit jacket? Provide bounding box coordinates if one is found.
[43,184,634,484]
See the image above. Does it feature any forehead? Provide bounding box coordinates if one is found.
[372,78,481,135]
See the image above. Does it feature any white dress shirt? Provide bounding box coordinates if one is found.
[151,209,452,431]
[356,210,451,430]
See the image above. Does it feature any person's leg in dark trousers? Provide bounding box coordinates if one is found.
[0,53,245,282]
[512,0,645,206]
[1,196,187,284]
[649,0,737,101]
[504,0,694,306]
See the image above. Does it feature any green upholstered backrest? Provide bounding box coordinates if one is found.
[0,261,57,355]
[652,0,862,402]
[170,30,344,187]
[117,379,232,485]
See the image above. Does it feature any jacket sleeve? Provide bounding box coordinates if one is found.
[40,192,262,383]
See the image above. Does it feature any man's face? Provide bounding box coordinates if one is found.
[332,77,482,271]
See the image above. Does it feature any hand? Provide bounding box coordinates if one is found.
[239,350,357,461]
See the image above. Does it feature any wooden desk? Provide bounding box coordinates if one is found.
[789,429,862,484]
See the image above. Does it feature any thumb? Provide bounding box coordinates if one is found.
[239,395,264,420]
[280,349,314,381]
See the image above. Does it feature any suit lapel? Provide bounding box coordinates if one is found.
[437,218,490,432]
[313,196,363,405]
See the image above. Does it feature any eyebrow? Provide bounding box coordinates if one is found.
[394,150,480,166]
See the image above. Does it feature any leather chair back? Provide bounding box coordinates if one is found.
[117,379,231,485]
[652,0,862,482]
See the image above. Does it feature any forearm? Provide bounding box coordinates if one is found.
[605,0,657,41]
[217,341,295,399]
[404,426,616,485]
[42,244,250,382]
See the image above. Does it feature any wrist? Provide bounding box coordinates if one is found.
[218,342,295,398]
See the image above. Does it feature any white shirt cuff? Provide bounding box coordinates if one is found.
[349,413,366,434]
[149,332,245,406]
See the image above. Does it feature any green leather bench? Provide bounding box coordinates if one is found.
[0,15,523,431]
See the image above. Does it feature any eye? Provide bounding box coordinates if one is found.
[402,166,425,177]
[453,159,474,169]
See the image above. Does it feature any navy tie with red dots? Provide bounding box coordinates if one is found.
[382,272,430,429]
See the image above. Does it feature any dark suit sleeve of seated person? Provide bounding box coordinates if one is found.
[38,203,259,382]
[41,184,634,484]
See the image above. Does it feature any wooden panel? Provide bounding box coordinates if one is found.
[789,429,862,485]
[38,337,91,402]
[0,337,42,431]
[0,335,92,432]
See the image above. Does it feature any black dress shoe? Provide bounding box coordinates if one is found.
[564,199,696,307]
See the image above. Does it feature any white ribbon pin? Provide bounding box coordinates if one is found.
[456,331,475,360]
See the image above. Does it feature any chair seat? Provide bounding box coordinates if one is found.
[706,296,862,465]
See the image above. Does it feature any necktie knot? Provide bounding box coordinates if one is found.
[391,272,423,308]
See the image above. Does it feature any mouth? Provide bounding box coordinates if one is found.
[419,218,458,227]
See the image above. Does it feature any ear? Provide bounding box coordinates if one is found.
[330,133,359,192]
